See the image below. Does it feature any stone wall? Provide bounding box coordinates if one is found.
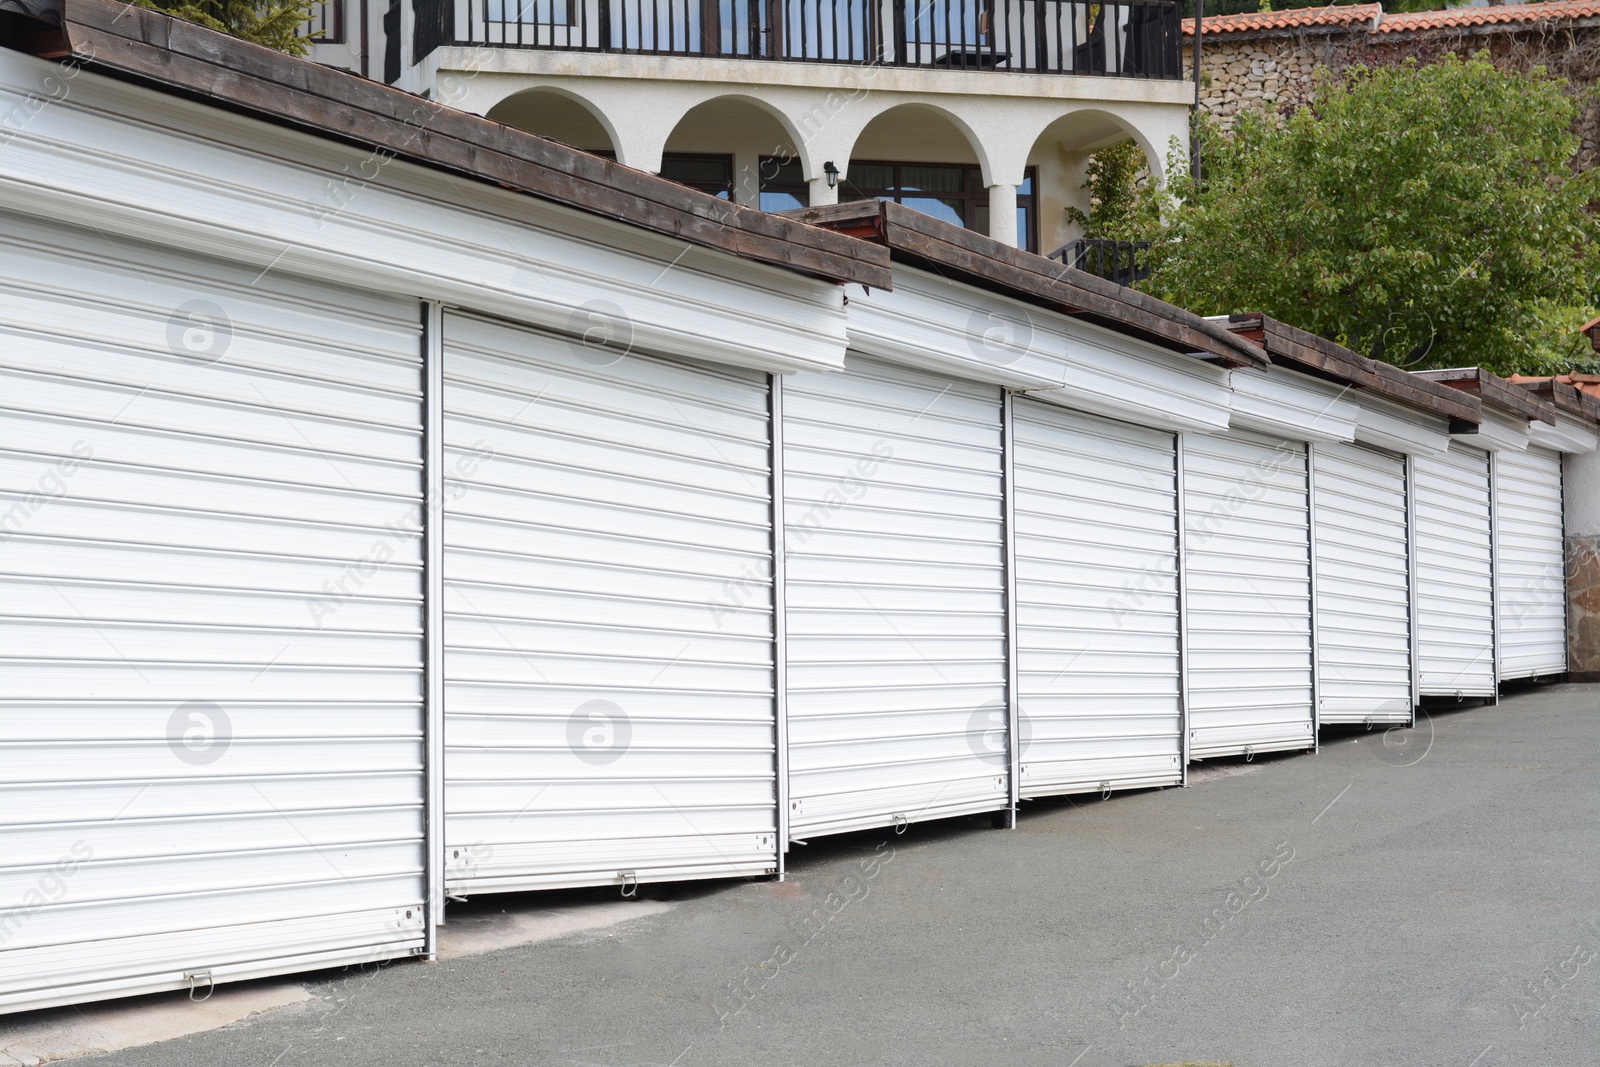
[1182,36,1335,127]
[1182,23,1600,170]
[1568,535,1600,680]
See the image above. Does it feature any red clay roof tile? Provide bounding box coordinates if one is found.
[1376,0,1600,32]
[1183,1,1600,38]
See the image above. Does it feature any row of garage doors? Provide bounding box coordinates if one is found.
[0,224,1571,1012]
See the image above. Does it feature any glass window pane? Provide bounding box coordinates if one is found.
[901,196,967,228]
[760,190,808,212]
[660,154,733,197]
[759,157,805,187]
[900,165,965,194]
[662,155,731,185]
[843,163,894,194]
[1018,172,1034,196]
[1017,206,1030,251]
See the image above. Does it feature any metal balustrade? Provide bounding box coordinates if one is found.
[1049,238,1152,286]
[426,0,1182,78]
[299,0,343,44]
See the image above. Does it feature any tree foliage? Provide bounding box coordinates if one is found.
[132,0,325,56]
[1119,52,1600,375]
[1065,140,1163,243]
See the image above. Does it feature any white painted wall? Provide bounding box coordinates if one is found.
[1566,450,1600,537]
[436,57,1191,247]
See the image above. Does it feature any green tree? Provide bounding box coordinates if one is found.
[1142,53,1600,375]
[133,0,325,56]
[1065,140,1163,244]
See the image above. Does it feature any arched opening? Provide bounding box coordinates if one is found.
[487,88,617,157]
[841,105,1035,250]
[1027,110,1159,259]
[661,97,806,208]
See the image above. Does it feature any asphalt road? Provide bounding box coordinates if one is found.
[74,682,1600,1067]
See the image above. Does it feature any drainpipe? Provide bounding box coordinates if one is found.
[1191,0,1203,183]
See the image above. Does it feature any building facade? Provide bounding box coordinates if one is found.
[308,0,1194,254]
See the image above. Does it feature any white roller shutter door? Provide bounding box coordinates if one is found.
[440,311,778,892]
[783,358,1008,838]
[1495,446,1567,680]
[1414,445,1497,697]
[1011,401,1183,796]
[1312,442,1413,724]
[0,214,428,1012]
[1182,430,1315,758]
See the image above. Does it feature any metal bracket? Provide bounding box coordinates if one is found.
[185,970,214,1002]
[1100,781,1112,800]
[891,812,909,835]
[1244,746,1255,763]
[618,870,638,898]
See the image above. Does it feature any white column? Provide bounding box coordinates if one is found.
[987,183,1019,248]
[732,150,761,208]
[808,175,839,208]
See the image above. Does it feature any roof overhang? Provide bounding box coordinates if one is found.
[1222,313,1482,431]
[1510,377,1600,426]
[782,201,1271,371]
[1413,367,1558,425]
[0,0,892,289]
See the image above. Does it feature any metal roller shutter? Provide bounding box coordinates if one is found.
[1011,401,1183,796]
[440,310,778,893]
[1182,429,1315,759]
[1414,445,1497,698]
[0,214,428,1013]
[1495,446,1567,680]
[1312,442,1413,724]
[783,357,1008,838]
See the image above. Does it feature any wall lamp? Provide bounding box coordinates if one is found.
[823,161,839,189]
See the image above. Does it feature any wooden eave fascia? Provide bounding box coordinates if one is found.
[784,201,1271,370]
[0,0,893,288]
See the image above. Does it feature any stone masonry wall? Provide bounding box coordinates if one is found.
[1182,25,1600,170]
[1568,535,1600,680]
[1182,36,1335,127]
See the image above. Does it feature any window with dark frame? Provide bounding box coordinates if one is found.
[644,154,1040,251]
[301,0,344,44]
[829,160,1039,254]
[659,153,734,199]
[757,156,809,213]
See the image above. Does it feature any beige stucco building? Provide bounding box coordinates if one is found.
[310,0,1192,254]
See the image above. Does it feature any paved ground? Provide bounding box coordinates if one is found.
[15,682,1600,1067]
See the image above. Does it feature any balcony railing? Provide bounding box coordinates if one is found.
[422,0,1182,78]
[1050,238,1151,286]
[299,0,343,44]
